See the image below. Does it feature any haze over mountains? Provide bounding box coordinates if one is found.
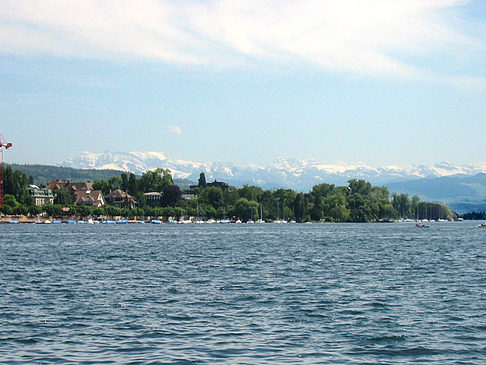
[62,151,486,187]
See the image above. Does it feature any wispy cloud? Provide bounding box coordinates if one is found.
[0,0,483,83]
[167,125,182,136]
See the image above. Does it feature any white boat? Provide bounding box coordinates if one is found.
[44,220,51,224]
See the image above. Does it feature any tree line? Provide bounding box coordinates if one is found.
[1,167,454,222]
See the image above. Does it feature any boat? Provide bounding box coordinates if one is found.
[151,219,162,224]
[416,223,430,228]
[255,204,265,223]
[44,220,51,224]
[476,223,486,228]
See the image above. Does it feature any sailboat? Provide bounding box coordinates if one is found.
[256,203,265,223]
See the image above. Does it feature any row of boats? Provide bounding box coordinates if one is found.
[6,218,286,224]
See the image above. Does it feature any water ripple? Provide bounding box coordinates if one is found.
[1,222,486,363]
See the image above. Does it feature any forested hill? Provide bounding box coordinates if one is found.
[8,164,125,185]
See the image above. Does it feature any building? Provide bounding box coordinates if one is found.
[30,186,54,206]
[208,180,230,190]
[181,193,196,201]
[45,180,103,206]
[46,180,93,194]
[74,190,105,207]
[144,192,162,206]
[105,189,136,208]
[190,180,230,191]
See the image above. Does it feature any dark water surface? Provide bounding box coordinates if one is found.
[1,222,486,364]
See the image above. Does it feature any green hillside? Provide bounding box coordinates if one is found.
[9,164,126,185]
[385,173,486,212]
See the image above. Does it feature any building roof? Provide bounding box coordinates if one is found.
[45,180,93,192]
[105,189,134,200]
[144,192,163,197]
[30,188,54,198]
[74,190,104,206]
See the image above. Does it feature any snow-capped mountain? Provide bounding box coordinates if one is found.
[61,151,486,190]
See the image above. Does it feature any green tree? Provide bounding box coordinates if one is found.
[161,185,182,207]
[348,179,372,195]
[293,193,308,222]
[76,204,92,217]
[392,193,411,218]
[347,193,374,222]
[322,194,349,222]
[93,180,111,195]
[3,194,20,209]
[139,168,173,192]
[199,186,224,209]
[233,198,259,221]
[108,176,122,191]
[312,183,336,200]
[239,185,263,202]
[105,205,121,217]
[28,205,42,216]
[44,204,62,217]
[121,173,129,192]
[128,173,138,196]
[3,166,33,205]
[54,188,73,205]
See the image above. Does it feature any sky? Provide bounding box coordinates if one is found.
[1,0,486,167]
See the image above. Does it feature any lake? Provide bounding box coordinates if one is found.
[1,222,485,364]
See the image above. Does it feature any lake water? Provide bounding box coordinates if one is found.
[1,222,486,364]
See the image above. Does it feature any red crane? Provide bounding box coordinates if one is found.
[0,133,13,207]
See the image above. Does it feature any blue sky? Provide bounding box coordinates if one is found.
[1,0,486,167]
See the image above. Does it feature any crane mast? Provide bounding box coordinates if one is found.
[0,133,13,207]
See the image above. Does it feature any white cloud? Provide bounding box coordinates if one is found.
[0,0,483,82]
[167,125,182,136]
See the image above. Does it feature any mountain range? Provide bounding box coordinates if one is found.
[62,151,486,190]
